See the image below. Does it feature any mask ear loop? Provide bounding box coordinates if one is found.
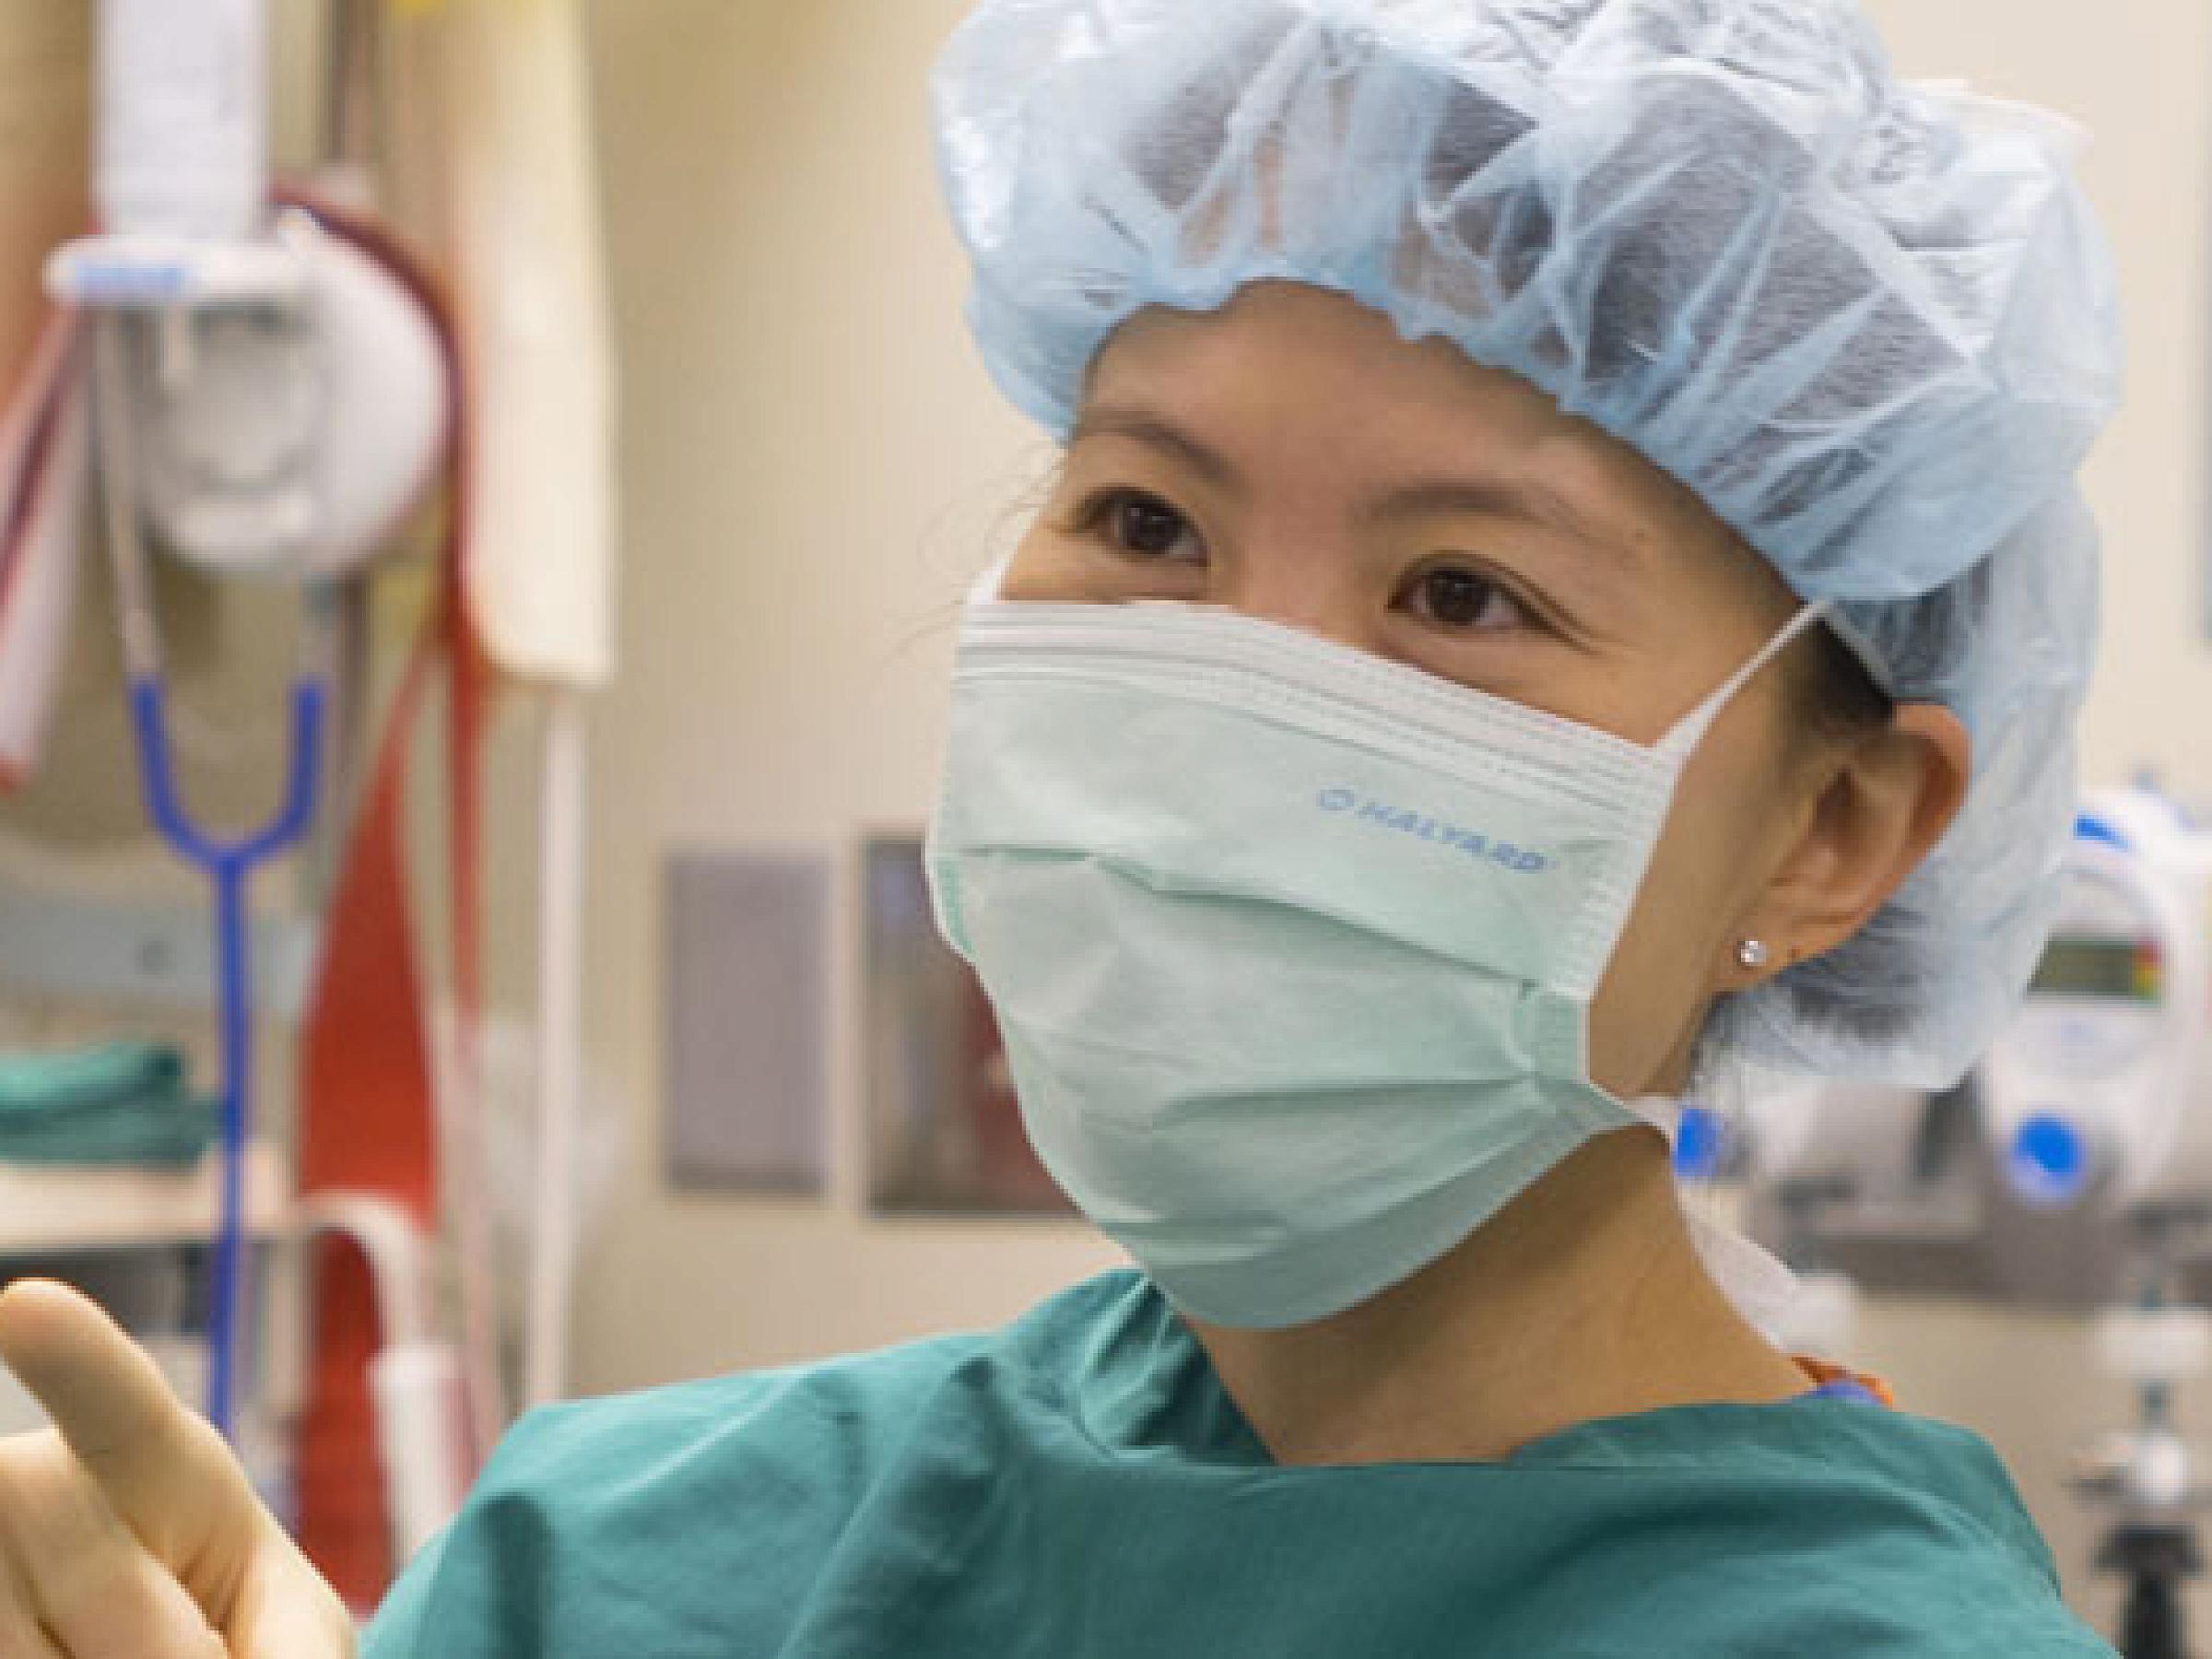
[1657,600,1836,763]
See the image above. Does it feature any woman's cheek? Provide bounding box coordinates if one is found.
[1586,849,1721,1098]
[1002,533,1103,600]
[1585,735,1775,1097]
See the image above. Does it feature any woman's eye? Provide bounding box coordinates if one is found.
[1406,565,1528,632]
[1090,490,1204,561]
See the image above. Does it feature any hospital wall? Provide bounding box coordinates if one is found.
[554,0,2212,1628]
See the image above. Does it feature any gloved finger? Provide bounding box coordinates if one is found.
[226,1547,360,1659]
[0,1580,65,1659]
[0,1429,225,1658]
[42,1550,225,1659]
[0,1624,64,1658]
[0,1281,267,1611]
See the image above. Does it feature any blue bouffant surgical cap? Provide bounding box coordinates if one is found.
[930,0,2124,1089]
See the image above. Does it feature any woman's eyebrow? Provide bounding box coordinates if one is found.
[1068,405,1244,494]
[1361,477,1639,563]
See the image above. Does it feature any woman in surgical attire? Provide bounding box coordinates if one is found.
[0,1,2127,1654]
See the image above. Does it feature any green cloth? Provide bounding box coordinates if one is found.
[363,1270,2116,1657]
[0,1041,219,1167]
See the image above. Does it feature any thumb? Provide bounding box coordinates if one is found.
[0,1278,270,1599]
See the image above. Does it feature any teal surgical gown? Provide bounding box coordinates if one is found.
[362,1270,2116,1656]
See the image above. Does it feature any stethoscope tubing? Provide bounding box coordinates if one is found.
[97,308,329,1438]
[124,674,324,1435]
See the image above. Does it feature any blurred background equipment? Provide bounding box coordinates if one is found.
[0,0,618,1618]
[863,835,1067,1218]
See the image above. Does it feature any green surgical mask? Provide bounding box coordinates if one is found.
[926,577,1824,1330]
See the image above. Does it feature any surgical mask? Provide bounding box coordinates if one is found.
[924,572,1826,1330]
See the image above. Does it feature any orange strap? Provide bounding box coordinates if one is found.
[1795,1355,1898,1409]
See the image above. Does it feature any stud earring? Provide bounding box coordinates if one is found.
[1736,938,1772,971]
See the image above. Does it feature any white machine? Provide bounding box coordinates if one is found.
[52,0,446,579]
[1737,1076,1932,1194]
[1980,788,2212,1217]
[1975,786,2212,1659]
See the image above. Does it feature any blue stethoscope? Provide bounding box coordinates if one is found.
[92,315,327,1439]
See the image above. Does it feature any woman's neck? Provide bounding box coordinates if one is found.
[1184,1128,1816,1466]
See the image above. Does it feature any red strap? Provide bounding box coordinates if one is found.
[285,192,488,1610]
[0,314,77,618]
[0,312,84,794]
[296,606,447,1221]
[295,590,464,1607]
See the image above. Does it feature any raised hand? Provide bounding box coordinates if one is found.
[0,1279,355,1658]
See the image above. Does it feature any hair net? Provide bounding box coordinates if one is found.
[931,0,2124,1090]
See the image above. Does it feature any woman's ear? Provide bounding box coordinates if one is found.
[1735,704,1971,983]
